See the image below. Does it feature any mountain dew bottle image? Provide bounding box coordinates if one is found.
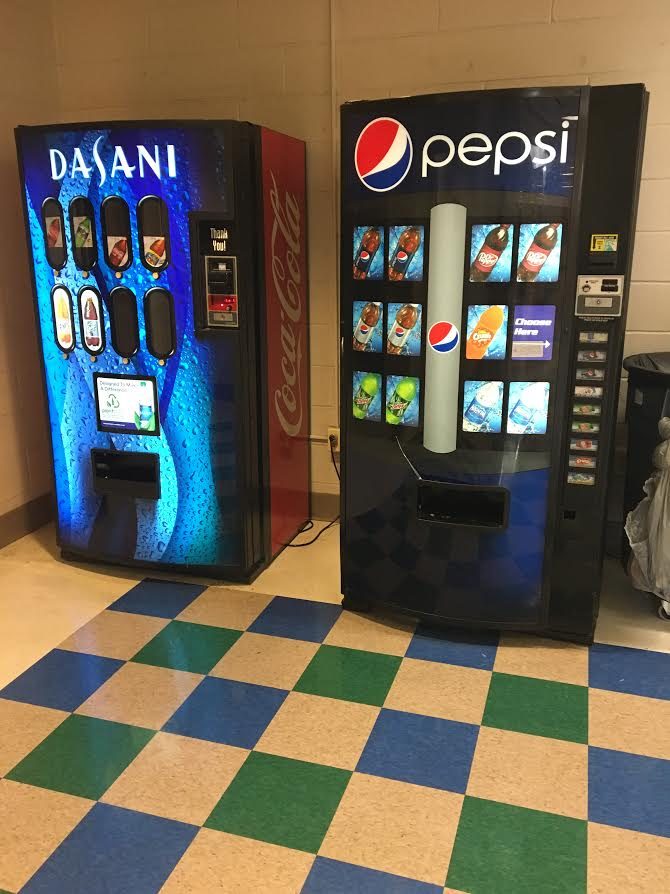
[386,377,418,425]
[353,372,380,419]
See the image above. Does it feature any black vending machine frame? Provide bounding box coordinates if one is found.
[339,85,647,643]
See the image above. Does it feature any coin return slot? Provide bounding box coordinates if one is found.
[417,481,509,530]
[91,449,160,500]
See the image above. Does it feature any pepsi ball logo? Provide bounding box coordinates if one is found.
[360,251,369,260]
[355,118,413,193]
[428,321,460,354]
[397,251,408,262]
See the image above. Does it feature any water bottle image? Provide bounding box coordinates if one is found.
[463,381,503,432]
[507,382,550,434]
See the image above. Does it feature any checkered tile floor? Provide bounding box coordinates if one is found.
[0,578,669,893]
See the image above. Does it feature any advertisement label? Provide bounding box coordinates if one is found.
[511,305,555,360]
[466,305,508,360]
[95,375,158,435]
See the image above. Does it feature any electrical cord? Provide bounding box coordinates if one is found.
[286,434,340,548]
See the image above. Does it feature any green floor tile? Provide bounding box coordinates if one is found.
[294,644,401,706]
[483,672,588,743]
[6,714,154,800]
[446,797,587,893]
[206,751,350,853]
[131,620,241,674]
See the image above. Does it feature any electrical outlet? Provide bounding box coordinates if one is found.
[327,427,341,452]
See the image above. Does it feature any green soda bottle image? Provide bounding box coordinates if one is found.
[74,217,92,248]
[353,373,379,419]
[386,377,417,425]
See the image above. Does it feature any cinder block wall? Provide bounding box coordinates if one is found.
[4,0,670,526]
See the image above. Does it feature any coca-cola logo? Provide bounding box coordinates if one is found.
[269,172,303,438]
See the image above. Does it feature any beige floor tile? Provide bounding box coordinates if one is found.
[588,822,670,893]
[177,588,273,630]
[0,778,93,891]
[384,657,491,725]
[467,726,588,819]
[257,692,380,770]
[324,610,415,657]
[589,688,670,760]
[320,772,463,885]
[162,827,315,893]
[493,632,589,685]
[0,699,68,776]
[210,632,319,689]
[59,609,169,660]
[76,662,202,729]
[102,732,248,825]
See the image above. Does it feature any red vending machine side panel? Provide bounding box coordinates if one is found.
[260,127,310,555]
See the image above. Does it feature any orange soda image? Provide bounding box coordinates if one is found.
[466,305,505,360]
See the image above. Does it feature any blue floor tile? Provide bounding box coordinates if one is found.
[302,857,442,893]
[164,676,287,748]
[107,578,206,619]
[248,596,341,643]
[589,643,670,701]
[407,624,499,670]
[589,746,670,838]
[0,649,122,712]
[357,708,479,794]
[21,802,197,894]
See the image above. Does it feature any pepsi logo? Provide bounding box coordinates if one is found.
[428,321,460,354]
[395,327,404,337]
[355,118,413,192]
[397,251,408,262]
[360,251,369,260]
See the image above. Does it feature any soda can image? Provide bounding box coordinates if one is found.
[577,350,607,362]
[352,301,383,352]
[353,226,384,280]
[462,380,503,433]
[507,382,550,434]
[570,438,598,452]
[469,224,514,282]
[517,223,563,283]
[576,367,605,381]
[352,371,382,421]
[568,471,596,486]
[386,375,420,426]
[569,455,596,469]
[572,420,600,433]
[388,225,424,281]
[466,305,508,360]
[579,331,608,344]
[573,403,601,416]
[386,303,422,356]
[575,385,603,398]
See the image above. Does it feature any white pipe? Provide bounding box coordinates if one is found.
[423,203,467,454]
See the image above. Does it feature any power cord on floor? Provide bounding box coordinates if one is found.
[287,434,340,548]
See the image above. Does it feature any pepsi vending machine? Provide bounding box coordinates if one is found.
[17,121,309,581]
[341,86,646,642]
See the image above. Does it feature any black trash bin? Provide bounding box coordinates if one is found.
[622,352,670,563]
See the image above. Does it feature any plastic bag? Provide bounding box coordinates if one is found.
[625,417,670,598]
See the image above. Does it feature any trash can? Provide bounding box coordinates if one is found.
[623,352,670,619]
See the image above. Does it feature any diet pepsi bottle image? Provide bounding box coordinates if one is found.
[470,224,510,281]
[517,224,560,282]
[353,301,381,351]
[388,227,422,281]
[353,227,381,279]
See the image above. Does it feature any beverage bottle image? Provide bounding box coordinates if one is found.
[470,224,510,281]
[463,382,501,432]
[353,302,381,351]
[109,237,128,267]
[138,404,153,430]
[386,377,417,424]
[466,305,505,359]
[55,293,72,349]
[517,224,560,281]
[145,237,166,267]
[388,227,422,281]
[353,373,379,419]
[84,296,101,348]
[353,228,381,279]
[74,217,92,248]
[47,217,62,248]
[387,304,419,354]
[509,382,548,432]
